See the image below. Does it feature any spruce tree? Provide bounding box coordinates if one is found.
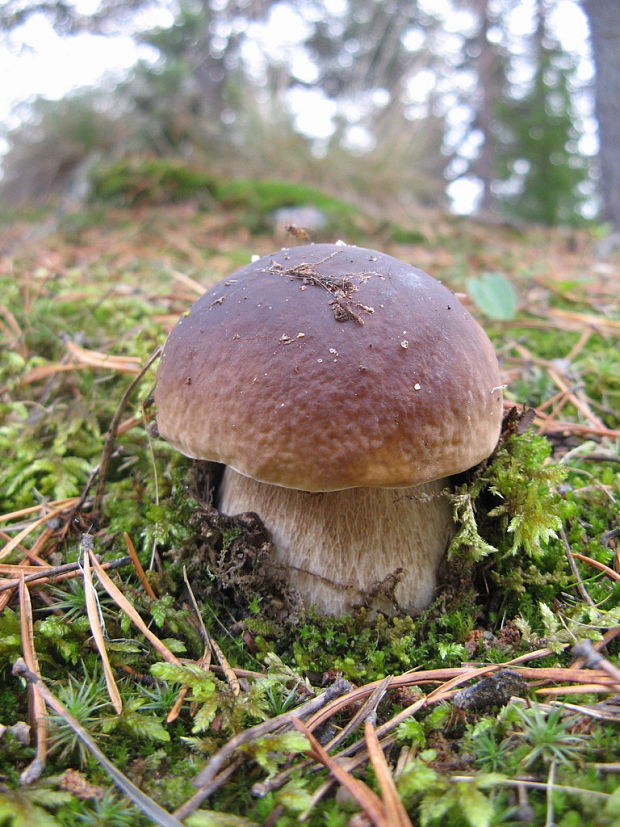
[494,1,590,226]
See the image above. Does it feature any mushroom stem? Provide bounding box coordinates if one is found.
[218,467,455,616]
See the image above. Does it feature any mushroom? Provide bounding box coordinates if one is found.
[154,243,503,615]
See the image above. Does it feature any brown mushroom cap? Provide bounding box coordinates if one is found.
[155,243,503,491]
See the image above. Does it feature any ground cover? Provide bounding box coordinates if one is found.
[0,186,619,826]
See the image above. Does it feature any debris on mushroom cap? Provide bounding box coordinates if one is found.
[154,244,504,492]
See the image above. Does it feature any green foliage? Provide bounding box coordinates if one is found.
[213,178,359,232]
[89,158,370,240]
[398,753,500,827]
[240,732,309,776]
[494,35,590,226]
[73,790,143,826]
[485,432,566,556]
[507,703,587,770]
[0,786,72,827]
[47,672,111,766]
[451,430,567,564]
[90,158,218,207]
[101,697,170,743]
[419,779,496,827]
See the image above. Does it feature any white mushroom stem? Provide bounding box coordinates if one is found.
[218,466,455,616]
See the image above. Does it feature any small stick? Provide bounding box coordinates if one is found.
[0,501,80,562]
[253,675,392,798]
[181,568,240,696]
[173,757,243,821]
[91,346,161,523]
[0,497,79,525]
[572,640,620,689]
[561,528,596,607]
[292,717,388,826]
[0,556,131,592]
[87,549,182,667]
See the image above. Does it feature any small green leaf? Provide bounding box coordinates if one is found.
[192,696,220,733]
[457,782,495,827]
[275,776,313,813]
[467,272,517,320]
[186,811,259,826]
[0,790,63,827]
[241,731,309,774]
[396,718,426,747]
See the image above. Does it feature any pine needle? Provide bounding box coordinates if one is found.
[81,537,123,714]
[18,576,48,785]
[87,547,182,667]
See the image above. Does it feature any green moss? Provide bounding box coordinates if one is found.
[90,157,218,206]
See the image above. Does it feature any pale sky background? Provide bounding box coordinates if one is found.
[0,0,594,213]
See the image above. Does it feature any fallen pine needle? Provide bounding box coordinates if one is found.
[0,498,79,525]
[292,717,388,826]
[87,548,182,667]
[0,556,130,593]
[124,533,157,599]
[18,577,47,785]
[364,720,413,827]
[571,552,620,583]
[0,501,80,562]
[82,537,123,714]
[65,341,142,372]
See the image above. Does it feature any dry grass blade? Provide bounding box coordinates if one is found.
[65,341,142,373]
[545,308,620,335]
[166,645,212,725]
[170,269,207,295]
[537,684,620,696]
[210,637,241,698]
[571,552,620,582]
[87,549,182,666]
[0,501,79,561]
[12,660,184,827]
[124,532,157,599]
[0,498,79,524]
[364,720,413,827]
[0,556,130,593]
[81,538,123,714]
[18,576,47,785]
[292,717,388,826]
[167,570,215,723]
[0,563,56,575]
[15,363,95,388]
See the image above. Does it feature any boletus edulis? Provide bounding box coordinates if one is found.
[154,243,503,615]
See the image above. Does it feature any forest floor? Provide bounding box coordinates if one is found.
[0,184,619,827]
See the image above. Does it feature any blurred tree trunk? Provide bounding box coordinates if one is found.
[469,0,501,212]
[582,0,620,233]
